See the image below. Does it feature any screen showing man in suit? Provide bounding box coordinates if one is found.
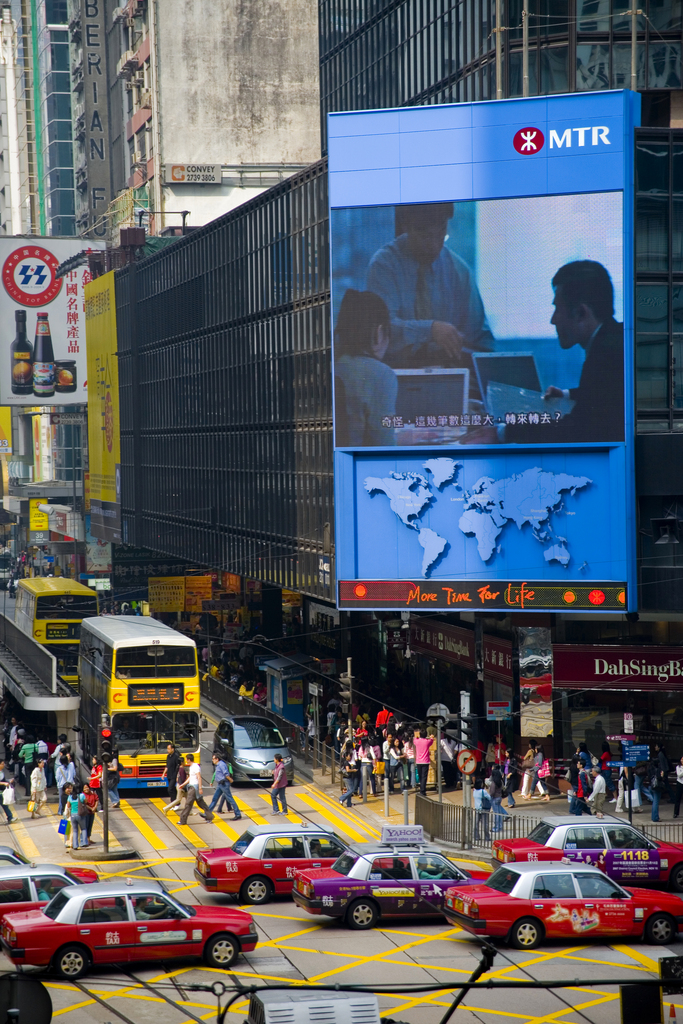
[331,191,624,448]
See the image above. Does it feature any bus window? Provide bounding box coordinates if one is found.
[36,595,98,619]
[114,646,197,679]
[113,712,199,753]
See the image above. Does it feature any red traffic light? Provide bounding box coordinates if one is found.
[101,728,112,738]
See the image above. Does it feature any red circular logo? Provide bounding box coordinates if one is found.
[353,583,368,598]
[513,127,545,155]
[588,589,606,606]
[2,245,62,306]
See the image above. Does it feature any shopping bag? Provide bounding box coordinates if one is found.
[630,788,642,808]
[65,819,71,839]
[58,817,67,836]
[373,761,385,775]
[27,800,35,814]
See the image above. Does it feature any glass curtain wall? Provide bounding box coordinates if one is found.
[37,0,75,234]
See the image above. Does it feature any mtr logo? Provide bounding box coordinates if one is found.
[513,125,611,155]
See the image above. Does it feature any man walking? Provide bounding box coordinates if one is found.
[30,758,47,818]
[178,755,214,825]
[55,755,75,814]
[162,742,181,803]
[270,753,288,815]
[0,760,14,824]
[208,754,241,820]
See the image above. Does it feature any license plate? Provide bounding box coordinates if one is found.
[259,770,271,777]
[147,781,165,787]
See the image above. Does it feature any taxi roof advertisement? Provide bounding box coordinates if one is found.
[330,91,639,614]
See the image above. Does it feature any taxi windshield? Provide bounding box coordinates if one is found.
[527,822,554,845]
[486,868,520,894]
[232,830,256,854]
[331,852,358,876]
[43,891,69,920]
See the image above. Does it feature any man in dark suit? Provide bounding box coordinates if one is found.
[542,260,624,442]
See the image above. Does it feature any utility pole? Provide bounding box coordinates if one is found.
[339,657,354,742]
[495,0,503,99]
[522,6,529,97]
[100,713,113,855]
[630,9,642,91]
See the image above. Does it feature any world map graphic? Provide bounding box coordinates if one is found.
[364,458,592,577]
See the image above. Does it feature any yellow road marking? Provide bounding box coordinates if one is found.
[613,943,660,971]
[8,816,40,858]
[293,793,367,843]
[205,816,240,842]
[88,810,122,849]
[303,785,381,839]
[304,925,463,983]
[258,792,303,823]
[151,799,205,848]
[257,924,322,947]
[52,999,96,1016]
[119,799,167,851]
[233,794,268,825]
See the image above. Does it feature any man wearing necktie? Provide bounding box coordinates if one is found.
[367,201,494,371]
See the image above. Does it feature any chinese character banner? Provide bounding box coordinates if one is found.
[0,238,105,406]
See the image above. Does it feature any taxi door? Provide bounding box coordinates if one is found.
[262,836,310,893]
[604,825,661,883]
[561,826,607,868]
[572,871,636,937]
[77,896,135,964]
[529,872,588,940]
[368,856,419,915]
[414,854,469,913]
[129,894,203,960]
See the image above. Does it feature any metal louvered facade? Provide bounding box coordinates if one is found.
[115,160,334,600]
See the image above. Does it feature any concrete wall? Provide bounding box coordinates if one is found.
[155,0,321,167]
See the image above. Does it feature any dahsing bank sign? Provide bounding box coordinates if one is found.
[554,646,683,689]
[330,90,639,614]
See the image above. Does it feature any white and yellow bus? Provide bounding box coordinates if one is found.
[15,578,99,687]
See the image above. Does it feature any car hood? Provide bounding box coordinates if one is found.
[234,746,289,763]
[624,886,683,903]
[2,909,50,928]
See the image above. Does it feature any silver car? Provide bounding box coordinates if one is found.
[213,715,294,783]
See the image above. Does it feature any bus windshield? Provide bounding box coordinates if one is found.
[115,645,197,679]
[36,594,98,619]
[112,711,199,753]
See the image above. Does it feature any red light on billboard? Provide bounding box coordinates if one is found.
[353,583,368,598]
[562,590,576,604]
[617,590,626,605]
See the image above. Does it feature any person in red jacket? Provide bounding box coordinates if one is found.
[89,760,104,810]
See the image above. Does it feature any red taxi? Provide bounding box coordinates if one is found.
[0,865,98,918]
[444,862,683,949]
[492,816,683,891]
[195,824,347,904]
[0,879,258,979]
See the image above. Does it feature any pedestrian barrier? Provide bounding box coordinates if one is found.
[200,675,307,758]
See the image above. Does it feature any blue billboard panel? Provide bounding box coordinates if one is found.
[329,91,639,613]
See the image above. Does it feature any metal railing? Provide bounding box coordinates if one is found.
[0,612,56,694]
[414,794,683,849]
[200,675,308,758]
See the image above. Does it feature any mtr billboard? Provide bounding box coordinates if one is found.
[330,90,639,614]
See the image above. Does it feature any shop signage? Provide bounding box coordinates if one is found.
[624,712,634,733]
[483,635,513,682]
[148,576,185,613]
[487,700,512,721]
[554,645,683,690]
[409,617,474,668]
[340,580,626,612]
[386,625,405,649]
[185,575,212,613]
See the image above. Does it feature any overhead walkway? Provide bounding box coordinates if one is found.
[0,613,78,727]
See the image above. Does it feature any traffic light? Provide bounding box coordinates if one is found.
[459,689,475,748]
[100,725,113,764]
[338,671,353,711]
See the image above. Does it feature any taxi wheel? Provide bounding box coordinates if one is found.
[54,944,91,979]
[240,876,273,905]
[509,917,544,950]
[346,898,379,930]
[204,932,239,969]
[670,864,683,893]
[645,913,677,946]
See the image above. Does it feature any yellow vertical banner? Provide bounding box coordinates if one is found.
[185,575,213,613]
[85,272,121,543]
[29,499,49,531]
[0,408,12,453]
[148,577,186,613]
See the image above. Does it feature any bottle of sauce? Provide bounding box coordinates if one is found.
[32,313,55,397]
[10,309,32,394]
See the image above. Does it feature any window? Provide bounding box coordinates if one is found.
[35,875,71,900]
[527,822,555,845]
[574,873,626,899]
[115,645,197,679]
[486,868,520,895]
[232,830,256,854]
[0,878,30,903]
[532,873,577,899]
[44,891,69,920]
[264,837,306,859]
[131,895,180,921]
[79,897,128,924]
[415,856,462,881]
[332,852,359,876]
[112,712,199,753]
[606,827,654,850]
[233,721,286,749]
[370,857,413,881]
[564,827,606,850]
[36,594,98,619]
[308,836,345,858]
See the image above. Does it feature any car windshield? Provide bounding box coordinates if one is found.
[331,852,358,876]
[43,891,69,920]
[232,830,256,854]
[3,850,29,866]
[486,868,520,895]
[234,721,285,749]
[115,644,197,678]
[527,822,555,845]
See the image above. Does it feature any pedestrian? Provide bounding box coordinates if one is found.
[208,754,241,820]
[414,728,434,796]
[77,785,94,848]
[18,733,37,796]
[654,742,675,802]
[587,767,607,817]
[270,753,289,815]
[674,756,683,818]
[403,731,416,790]
[161,742,181,802]
[504,749,518,808]
[489,767,509,833]
[577,742,592,771]
[576,762,593,815]
[55,756,73,814]
[178,755,214,824]
[106,756,121,808]
[339,751,358,808]
[36,735,50,786]
[60,784,73,848]
[382,731,394,779]
[473,778,491,843]
[615,765,631,813]
[358,739,377,796]
[89,759,104,810]
[163,758,188,815]
[29,759,47,818]
[69,788,83,850]
[0,760,14,824]
[567,756,583,816]
[531,745,551,802]
[83,783,99,843]
[520,741,536,799]
[388,736,406,793]
[650,754,664,822]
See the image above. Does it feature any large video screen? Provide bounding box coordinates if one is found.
[332,191,624,448]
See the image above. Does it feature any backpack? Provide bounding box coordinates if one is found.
[480,791,491,811]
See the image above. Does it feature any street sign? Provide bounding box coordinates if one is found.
[456,748,478,775]
[624,744,650,765]
[624,712,634,734]
[308,681,321,697]
[607,761,625,768]
[381,825,424,844]
[486,700,512,721]
[50,412,86,425]
[607,734,632,742]
[427,702,450,723]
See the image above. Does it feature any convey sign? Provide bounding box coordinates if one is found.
[165,164,221,184]
[381,825,424,845]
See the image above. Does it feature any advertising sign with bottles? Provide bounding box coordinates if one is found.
[1,238,105,407]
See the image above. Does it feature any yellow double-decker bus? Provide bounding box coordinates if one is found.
[15,578,99,687]
[78,616,200,790]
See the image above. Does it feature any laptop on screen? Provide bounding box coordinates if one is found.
[472,352,542,411]
[394,368,469,424]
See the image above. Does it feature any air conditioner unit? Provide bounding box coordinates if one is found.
[140,90,152,109]
[112,6,126,23]
[116,49,139,79]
